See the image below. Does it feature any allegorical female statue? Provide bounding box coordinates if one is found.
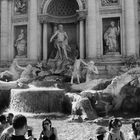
[15,29,27,57]
[104,21,120,53]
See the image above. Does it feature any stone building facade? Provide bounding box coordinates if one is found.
[0,0,139,65]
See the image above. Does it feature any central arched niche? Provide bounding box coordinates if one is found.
[45,0,79,59]
[47,0,79,16]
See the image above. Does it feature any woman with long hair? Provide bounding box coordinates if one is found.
[128,119,140,140]
[39,118,58,140]
[105,118,125,140]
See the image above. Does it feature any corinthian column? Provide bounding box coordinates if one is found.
[125,0,139,56]
[77,9,87,59]
[43,24,48,60]
[29,0,38,60]
[87,0,97,58]
[1,0,9,60]
[79,20,84,58]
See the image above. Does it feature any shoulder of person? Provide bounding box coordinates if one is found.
[40,130,44,136]
[120,131,125,140]
[0,133,11,140]
[105,131,122,140]
[104,131,111,140]
[128,131,135,140]
[52,127,57,134]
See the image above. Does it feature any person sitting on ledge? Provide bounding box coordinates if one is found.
[39,118,58,140]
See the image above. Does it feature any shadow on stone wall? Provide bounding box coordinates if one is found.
[0,90,11,112]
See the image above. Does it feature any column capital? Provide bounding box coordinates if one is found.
[76,9,88,21]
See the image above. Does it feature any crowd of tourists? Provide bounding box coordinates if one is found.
[0,113,140,140]
[0,113,58,140]
[90,118,140,140]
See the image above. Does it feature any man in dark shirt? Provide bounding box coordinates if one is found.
[0,114,33,140]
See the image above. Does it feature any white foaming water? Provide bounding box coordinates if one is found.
[4,108,65,118]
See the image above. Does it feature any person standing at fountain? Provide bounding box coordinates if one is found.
[39,118,58,140]
[11,115,33,140]
[105,118,125,140]
[128,119,140,140]
[0,115,9,135]
[6,113,14,126]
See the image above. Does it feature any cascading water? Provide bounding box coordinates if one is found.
[9,85,66,114]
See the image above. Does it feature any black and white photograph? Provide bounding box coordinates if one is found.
[0,0,139,140]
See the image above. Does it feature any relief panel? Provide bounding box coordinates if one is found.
[14,0,28,15]
[101,0,119,6]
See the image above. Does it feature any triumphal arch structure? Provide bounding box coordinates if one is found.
[0,0,139,65]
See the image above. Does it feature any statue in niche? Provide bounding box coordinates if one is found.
[15,0,27,14]
[50,24,70,60]
[104,21,120,53]
[15,29,27,57]
[101,0,118,6]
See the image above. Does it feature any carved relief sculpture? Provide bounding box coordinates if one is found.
[101,0,118,6]
[103,17,121,55]
[14,0,28,15]
[14,26,27,58]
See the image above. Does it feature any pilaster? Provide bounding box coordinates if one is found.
[79,20,84,58]
[43,24,48,60]
[29,0,38,60]
[125,0,138,57]
[87,0,97,58]
[0,0,9,60]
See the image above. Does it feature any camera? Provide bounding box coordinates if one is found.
[28,129,32,137]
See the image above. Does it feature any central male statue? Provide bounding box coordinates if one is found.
[50,24,69,60]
